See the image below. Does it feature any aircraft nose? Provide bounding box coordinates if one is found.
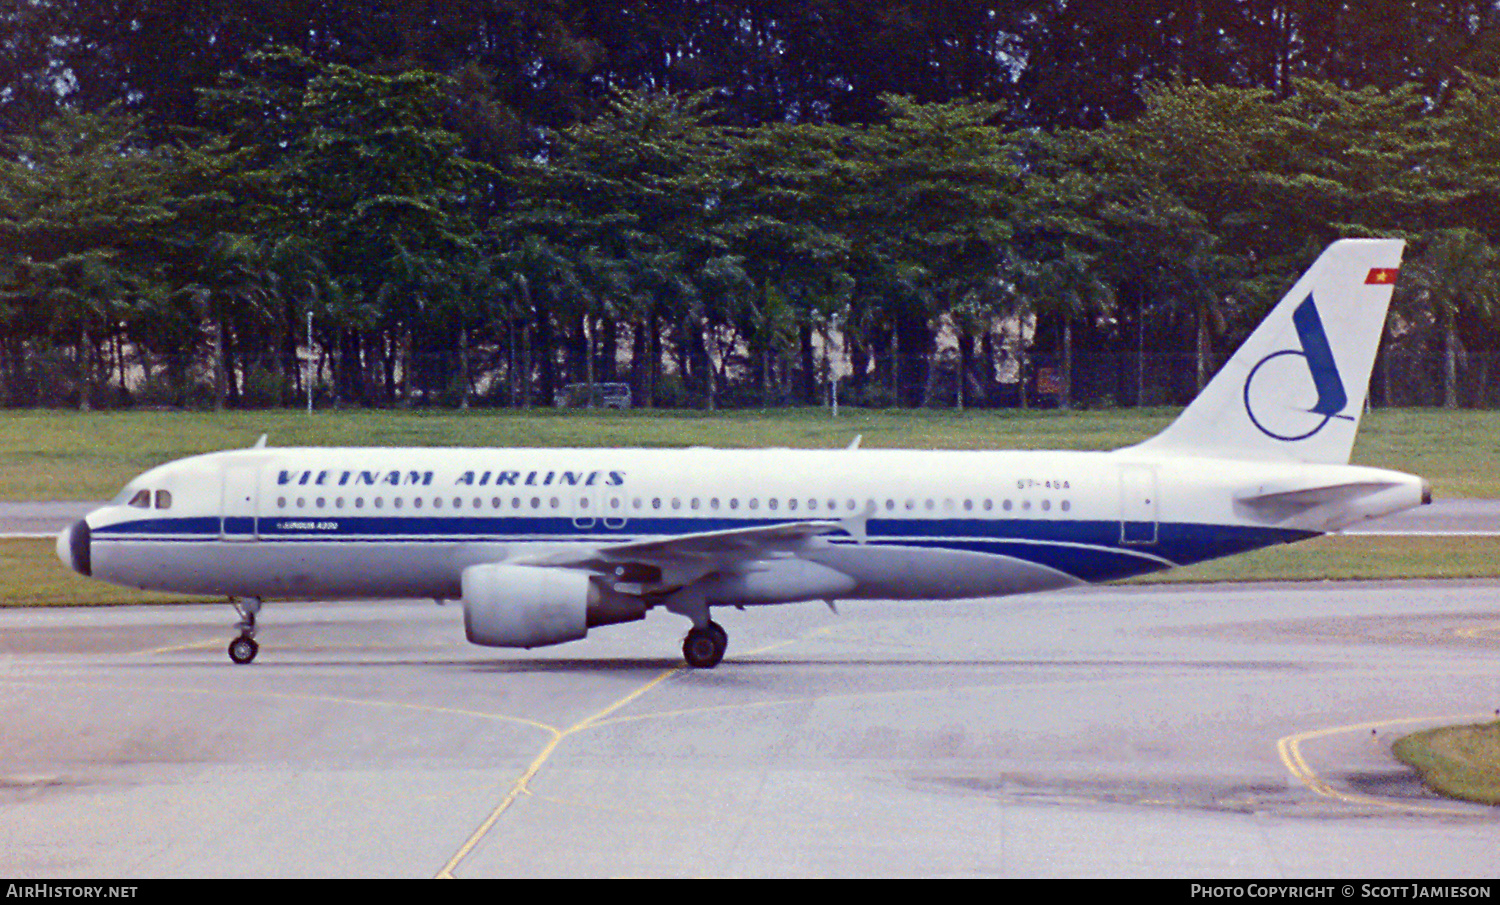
[56,519,91,577]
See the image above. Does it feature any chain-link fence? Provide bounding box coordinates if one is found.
[4,344,1495,411]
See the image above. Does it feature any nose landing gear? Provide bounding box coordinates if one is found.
[228,597,262,664]
[228,634,259,664]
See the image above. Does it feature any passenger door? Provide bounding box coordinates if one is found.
[220,464,260,541]
[1118,463,1159,545]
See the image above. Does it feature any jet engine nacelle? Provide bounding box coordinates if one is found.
[461,563,645,648]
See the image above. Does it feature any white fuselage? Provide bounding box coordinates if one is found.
[62,445,1428,606]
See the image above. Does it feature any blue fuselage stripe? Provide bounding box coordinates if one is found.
[91,515,1315,583]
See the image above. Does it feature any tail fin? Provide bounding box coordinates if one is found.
[1131,238,1404,464]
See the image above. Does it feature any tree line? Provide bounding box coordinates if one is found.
[4,1,1500,411]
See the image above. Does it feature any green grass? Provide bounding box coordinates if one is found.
[0,538,205,606]
[1344,408,1500,499]
[1393,721,1500,806]
[1126,535,1500,584]
[0,405,1496,501]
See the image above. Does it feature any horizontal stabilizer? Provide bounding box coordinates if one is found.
[1231,475,1426,532]
[1233,480,1400,522]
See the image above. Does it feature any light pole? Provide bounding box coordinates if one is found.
[829,311,848,418]
[306,309,314,415]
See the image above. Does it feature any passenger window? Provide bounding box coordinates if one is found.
[155,490,172,509]
[128,489,151,508]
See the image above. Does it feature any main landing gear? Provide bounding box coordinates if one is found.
[665,588,728,669]
[682,621,728,669]
[228,597,261,664]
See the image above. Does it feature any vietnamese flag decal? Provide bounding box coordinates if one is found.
[1365,267,1399,284]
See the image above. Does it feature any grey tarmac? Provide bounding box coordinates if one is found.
[0,580,1496,877]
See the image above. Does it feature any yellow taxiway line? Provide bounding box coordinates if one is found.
[435,664,683,878]
[1277,712,1494,815]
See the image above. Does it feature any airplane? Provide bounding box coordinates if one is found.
[56,238,1429,669]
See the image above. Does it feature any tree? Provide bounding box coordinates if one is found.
[0,106,174,407]
[1087,84,1257,402]
[198,47,492,406]
[844,95,1017,406]
[1396,229,1500,408]
[497,88,733,408]
[718,121,853,405]
[1006,127,1112,409]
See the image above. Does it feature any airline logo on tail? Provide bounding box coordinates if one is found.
[1242,295,1352,442]
[1134,247,1400,464]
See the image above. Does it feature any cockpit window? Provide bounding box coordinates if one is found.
[155,490,172,510]
[128,489,151,509]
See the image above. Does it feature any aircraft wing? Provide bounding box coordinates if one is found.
[512,520,848,590]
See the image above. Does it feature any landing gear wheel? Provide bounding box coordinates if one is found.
[683,621,727,669]
[227,597,262,665]
[228,635,259,665]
